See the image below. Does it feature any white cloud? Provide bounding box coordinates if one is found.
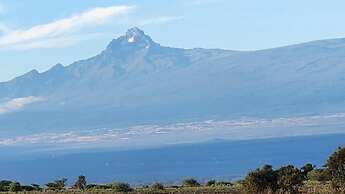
[3,33,102,50]
[2,112,345,147]
[137,16,184,26]
[0,96,45,114]
[0,5,134,50]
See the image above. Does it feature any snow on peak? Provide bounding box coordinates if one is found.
[124,27,153,45]
[128,36,135,43]
[106,27,157,52]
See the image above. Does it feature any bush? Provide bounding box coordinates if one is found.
[301,163,314,178]
[112,182,133,192]
[182,178,200,187]
[86,184,112,190]
[45,178,67,191]
[31,184,42,191]
[151,182,164,190]
[307,169,330,182]
[9,182,21,192]
[21,185,35,191]
[206,180,216,186]
[215,181,233,187]
[206,180,233,187]
[242,164,277,193]
[0,180,12,192]
[276,165,304,194]
[326,147,345,192]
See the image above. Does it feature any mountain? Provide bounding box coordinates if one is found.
[1,27,345,133]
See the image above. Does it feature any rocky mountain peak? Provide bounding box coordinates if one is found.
[106,27,157,52]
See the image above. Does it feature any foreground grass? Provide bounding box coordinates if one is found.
[0,185,241,194]
[299,181,333,194]
[0,182,337,194]
[1,187,240,194]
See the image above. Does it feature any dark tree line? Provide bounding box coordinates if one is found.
[0,181,42,192]
[242,146,345,193]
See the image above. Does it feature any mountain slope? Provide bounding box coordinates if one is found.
[1,28,345,132]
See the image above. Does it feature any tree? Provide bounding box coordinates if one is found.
[182,178,200,187]
[73,175,87,190]
[326,147,345,192]
[276,165,304,194]
[242,164,278,193]
[9,182,21,192]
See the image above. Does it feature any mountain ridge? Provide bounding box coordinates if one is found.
[1,27,345,132]
[5,32,345,85]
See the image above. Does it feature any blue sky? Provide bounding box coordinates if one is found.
[1,0,345,81]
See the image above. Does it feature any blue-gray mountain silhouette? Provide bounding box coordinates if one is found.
[1,27,345,133]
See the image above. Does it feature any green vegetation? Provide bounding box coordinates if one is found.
[182,178,201,187]
[0,147,344,193]
[73,176,86,190]
[326,147,345,193]
[9,182,21,192]
[111,183,133,192]
[45,178,67,191]
[242,164,278,193]
[150,182,164,190]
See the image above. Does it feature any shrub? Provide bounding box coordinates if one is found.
[206,180,232,187]
[301,163,314,178]
[215,181,233,187]
[0,180,12,192]
[9,182,21,192]
[21,185,35,191]
[86,184,112,190]
[182,178,200,187]
[206,180,216,186]
[151,182,164,190]
[112,182,133,192]
[276,165,304,194]
[31,184,42,191]
[242,164,278,193]
[307,168,330,182]
[45,178,67,191]
[141,184,149,189]
[85,184,98,190]
[326,147,345,192]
